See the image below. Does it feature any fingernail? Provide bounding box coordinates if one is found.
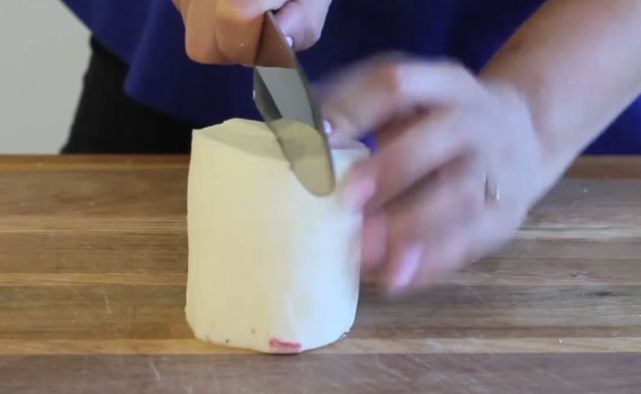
[388,246,422,294]
[360,134,377,152]
[285,36,294,48]
[341,172,375,210]
[323,119,333,135]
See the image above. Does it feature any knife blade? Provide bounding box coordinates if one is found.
[252,11,335,196]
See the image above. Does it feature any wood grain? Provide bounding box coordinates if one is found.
[1,155,640,393]
[3,354,640,394]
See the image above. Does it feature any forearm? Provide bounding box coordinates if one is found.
[482,0,641,172]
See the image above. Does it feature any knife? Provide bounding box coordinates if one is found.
[252,11,335,196]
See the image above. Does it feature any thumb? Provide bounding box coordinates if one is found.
[274,0,331,51]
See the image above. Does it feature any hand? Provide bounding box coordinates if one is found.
[173,0,332,65]
[322,57,563,295]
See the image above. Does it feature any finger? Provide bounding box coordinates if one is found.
[361,213,387,271]
[379,160,482,294]
[344,114,472,211]
[410,193,522,291]
[322,60,482,139]
[215,0,282,66]
[384,225,470,295]
[411,230,471,289]
[371,110,424,147]
[465,202,524,260]
[183,0,230,64]
[412,210,512,290]
[184,0,284,65]
[384,244,423,296]
[172,0,184,14]
[275,0,331,51]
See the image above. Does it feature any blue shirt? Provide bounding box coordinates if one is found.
[61,0,641,154]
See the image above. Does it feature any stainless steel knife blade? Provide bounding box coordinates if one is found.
[253,11,335,196]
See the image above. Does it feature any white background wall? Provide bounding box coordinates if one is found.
[0,0,89,153]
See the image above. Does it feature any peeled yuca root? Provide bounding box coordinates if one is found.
[185,118,368,353]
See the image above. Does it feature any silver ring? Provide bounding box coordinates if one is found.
[484,174,500,204]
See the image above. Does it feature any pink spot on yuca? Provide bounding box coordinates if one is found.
[269,338,302,354]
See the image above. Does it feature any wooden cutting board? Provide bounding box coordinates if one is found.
[1,155,641,393]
